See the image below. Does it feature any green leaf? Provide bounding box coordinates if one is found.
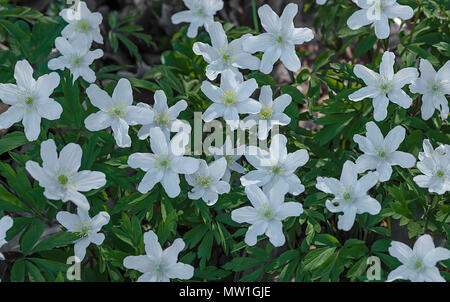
[0,131,29,156]
[313,50,335,72]
[10,258,26,282]
[32,232,79,253]
[20,219,45,255]
[303,247,336,271]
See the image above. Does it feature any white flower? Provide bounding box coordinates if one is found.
[413,141,450,195]
[349,51,418,121]
[193,21,260,81]
[56,208,110,262]
[137,90,188,141]
[418,139,449,161]
[243,3,314,74]
[128,127,200,198]
[25,139,106,210]
[123,230,194,282]
[0,216,13,260]
[316,0,328,5]
[171,0,224,38]
[48,37,103,83]
[0,60,62,141]
[60,1,103,45]
[201,69,260,130]
[241,85,292,140]
[84,79,154,148]
[410,59,450,120]
[231,182,303,247]
[316,161,381,231]
[387,234,450,282]
[353,122,416,182]
[241,134,309,196]
[208,135,246,182]
[186,158,231,206]
[347,0,413,39]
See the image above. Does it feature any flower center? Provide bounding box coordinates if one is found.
[76,20,89,33]
[218,46,236,66]
[222,90,237,106]
[154,154,171,170]
[275,35,285,44]
[70,55,82,66]
[225,155,234,165]
[155,264,163,272]
[108,100,128,118]
[257,203,274,219]
[258,105,273,120]
[196,175,212,188]
[75,220,92,238]
[197,8,204,15]
[378,151,385,158]
[437,170,444,177]
[58,175,69,185]
[343,192,351,200]
[270,165,284,176]
[378,78,393,93]
[155,112,170,128]
[25,96,33,105]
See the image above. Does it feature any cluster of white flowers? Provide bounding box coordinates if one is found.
[0,0,448,283]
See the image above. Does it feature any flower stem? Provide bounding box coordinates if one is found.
[251,0,259,34]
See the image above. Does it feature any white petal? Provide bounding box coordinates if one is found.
[337,206,357,231]
[384,4,414,20]
[392,68,419,89]
[112,79,133,106]
[144,230,163,258]
[372,94,389,121]
[383,125,405,152]
[413,234,435,259]
[386,265,409,282]
[389,241,413,264]
[205,21,227,50]
[59,143,82,172]
[243,33,273,53]
[260,46,281,74]
[86,84,112,111]
[161,170,181,198]
[165,263,194,280]
[14,60,35,89]
[380,51,395,80]
[340,161,357,187]
[280,45,301,72]
[0,105,23,130]
[56,211,80,232]
[349,86,379,101]
[150,127,169,155]
[275,202,303,220]
[347,9,372,30]
[266,220,285,247]
[23,110,41,141]
[315,176,341,195]
[74,238,90,262]
[258,4,280,33]
[387,89,412,109]
[353,64,379,86]
[244,184,268,208]
[354,196,381,215]
[138,168,164,193]
[123,255,152,273]
[73,171,106,192]
[36,99,63,121]
[374,18,390,39]
[231,206,259,224]
[84,111,112,131]
[162,238,185,264]
[171,157,199,174]
[244,221,267,246]
[424,247,450,267]
[388,151,416,168]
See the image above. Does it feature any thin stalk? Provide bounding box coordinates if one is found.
[400,1,421,57]
[251,0,259,34]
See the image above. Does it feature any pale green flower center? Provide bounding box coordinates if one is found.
[258,105,273,120]
[414,261,422,269]
[196,175,212,188]
[257,203,274,219]
[437,170,444,177]
[75,220,92,238]
[155,112,170,127]
[25,96,33,105]
[58,175,69,185]
[218,46,236,66]
[154,154,171,170]
[155,264,163,272]
[378,79,393,93]
[197,8,204,15]
[276,35,284,44]
[76,20,89,33]
[108,100,128,118]
[344,192,351,200]
[222,90,237,106]
[71,55,82,66]
[225,155,234,165]
[271,165,284,176]
[379,151,385,158]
